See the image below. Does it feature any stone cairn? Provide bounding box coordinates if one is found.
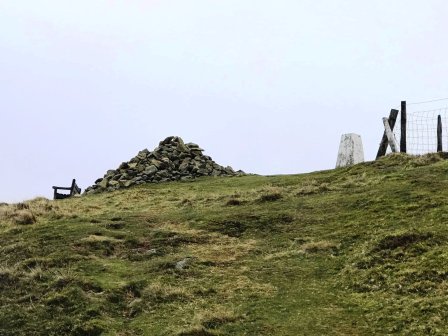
[84,136,244,194]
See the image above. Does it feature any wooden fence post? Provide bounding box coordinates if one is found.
[400,101,407,153]
[383,117,399,153]
[376,109,399,159]
[437,115,443,152]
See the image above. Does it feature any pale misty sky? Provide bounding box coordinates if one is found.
[1,0,448,202]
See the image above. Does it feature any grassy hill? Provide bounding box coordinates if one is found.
[1,153,448,335]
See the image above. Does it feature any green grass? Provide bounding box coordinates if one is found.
[1,153,448,335]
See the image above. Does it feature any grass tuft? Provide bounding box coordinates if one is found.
[301,240,338,254]
[258,192,282,202]
[373,231,435,251]
[12,209,36,225]
[225,198,243,206]
[177,327,216,336]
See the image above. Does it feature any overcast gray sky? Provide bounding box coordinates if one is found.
[1,0,448,202]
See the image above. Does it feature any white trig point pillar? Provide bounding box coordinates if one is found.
[336,134,364,168]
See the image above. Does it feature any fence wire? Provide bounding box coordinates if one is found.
[391,107,448,155]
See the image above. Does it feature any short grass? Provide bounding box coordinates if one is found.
[1,153,448,335]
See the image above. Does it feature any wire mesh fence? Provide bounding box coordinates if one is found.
[391,107,448,155]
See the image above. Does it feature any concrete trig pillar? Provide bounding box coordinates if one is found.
[336,134,364,168]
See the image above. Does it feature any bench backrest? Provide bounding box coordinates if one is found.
[70,179,81,196]
[53,179,81,200]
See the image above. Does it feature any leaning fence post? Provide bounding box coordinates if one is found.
[437,115,443,152]
[400,101,407,153]
[376,109,399,159]
[383,117,399,153]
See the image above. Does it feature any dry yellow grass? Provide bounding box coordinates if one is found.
[301,240,338,253]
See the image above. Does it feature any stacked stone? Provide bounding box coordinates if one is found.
[84,136,244,194]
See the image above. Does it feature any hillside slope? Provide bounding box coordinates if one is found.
[1,154,447,335]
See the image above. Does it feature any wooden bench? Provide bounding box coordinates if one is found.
[52,179,81,200]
